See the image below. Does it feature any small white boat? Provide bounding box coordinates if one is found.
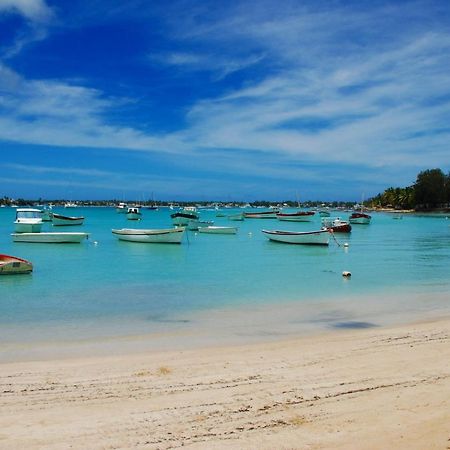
[227,213,244,221]
[14,208,43,233]
[198,226,238,234]
[276,211,315,221]
[171,207,200,226]
[126,207,142,220]
[187,219,214,230]
[12,232,89,243]
[112,228,185,243]
[64,202,77,208]
[0,254,33,274]
[115,202,128,213]
[349,212,372,224]
[52,213,84,226]
[262,228,329,245]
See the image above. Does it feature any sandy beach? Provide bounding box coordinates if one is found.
[1,317,449,449]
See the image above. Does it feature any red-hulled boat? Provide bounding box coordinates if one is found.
[0,254,33,274]
[321,217,352,233]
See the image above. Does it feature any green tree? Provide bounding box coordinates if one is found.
[414,169,447,209]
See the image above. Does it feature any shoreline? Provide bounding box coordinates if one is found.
[1,315,449,449]
[1,288,450,363]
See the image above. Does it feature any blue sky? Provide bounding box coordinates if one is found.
[0,0,449,201]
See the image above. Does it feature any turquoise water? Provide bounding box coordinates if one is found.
[0,207,449,348]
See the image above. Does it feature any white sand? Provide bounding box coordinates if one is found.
[1,317,449,449]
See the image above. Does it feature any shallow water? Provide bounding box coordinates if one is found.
[0,207,449,352]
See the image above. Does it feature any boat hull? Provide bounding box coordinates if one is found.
[0,254,33,274]
[321,218,352,233]
[14,222,43,233]
[112,228,185,243]
[198,226,238,234]
[11,232,89,243]
[262,229,329,245]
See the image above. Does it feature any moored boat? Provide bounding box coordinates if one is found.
[262,228,329,245]
[14,208,43,233]
[12,232,89,243]
[227,212,244,221]
[112,227,185,243]
[321,217,352,233]
[0,254,33,274]
[126,207,142,220]
[187,219,214,231]
[349,212,371,224]
[276,211,315,221]
[198,226,238,234]
[52,213,84,226]
[115,202,128,213]
[243,210,279,219]
[171,207,200,226]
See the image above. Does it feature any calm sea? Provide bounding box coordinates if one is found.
[1,206,449,357]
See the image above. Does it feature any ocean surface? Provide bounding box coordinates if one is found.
[1,206,449,358]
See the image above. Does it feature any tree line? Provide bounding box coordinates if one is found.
[369,168,450,211]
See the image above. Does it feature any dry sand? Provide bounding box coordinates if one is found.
[1,318,449,449]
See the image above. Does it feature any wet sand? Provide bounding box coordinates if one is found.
[1,317,449,449]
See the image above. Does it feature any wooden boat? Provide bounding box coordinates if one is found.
[276,211,315,221]
[171,207,199,226]
[52,213,84,226]
[0,254,33,274]
[243,210,279,219]
[262,228,329,245]
[198,226,238,234]
[126,207,142,220]
[115,202,128,213]
[14,208,43,233]
[349,212,372,224]
[12,232,89,243]
[112,228,185,243]
[321,217,352,233]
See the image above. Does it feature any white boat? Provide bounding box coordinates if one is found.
[198,226,238,234]
[227,212,244,221]
[349,212,372,224]
[276,211,315,221]
[52,213,84,226]
[64,202,77,208]
[14,208,43,233]
[262,228,329,245]
[12,232,89,243]
[112,228,185,244]
[187,219,214,230]
[0,254,33,274]
[115,202,128,213]
[126,207,142,220]
[171,207,199,226]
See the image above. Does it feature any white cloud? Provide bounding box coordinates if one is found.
[0,0,52,22]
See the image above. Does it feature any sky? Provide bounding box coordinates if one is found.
[0,0,449,201]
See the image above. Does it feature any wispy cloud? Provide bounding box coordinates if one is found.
[0,0,449,198]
